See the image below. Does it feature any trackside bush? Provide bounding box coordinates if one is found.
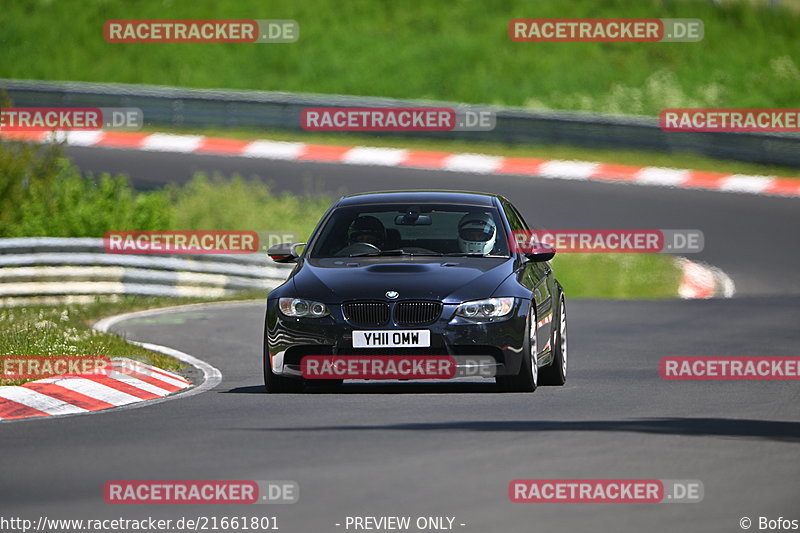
[170,173,331,240]
[0,141,331,240]
[0,140,173,237]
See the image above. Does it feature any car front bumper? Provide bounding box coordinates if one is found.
[265,300,529,379]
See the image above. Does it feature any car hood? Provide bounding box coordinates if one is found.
[290,257,515,302]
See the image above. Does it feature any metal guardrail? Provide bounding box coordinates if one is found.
[2,79,799,167]
[0,238,292,303]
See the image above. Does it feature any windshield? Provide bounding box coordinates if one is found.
[307,203,510,258]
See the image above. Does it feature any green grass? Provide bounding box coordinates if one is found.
[170,173,332,239]
[553,254,682,299]
[0,293,269,386]
[1,0,798,116]
[0,139,174,238]
[150,125,800,179]
[0,297,186,386]
[0,138,333,240]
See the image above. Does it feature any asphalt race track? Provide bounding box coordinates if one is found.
[2,144,798,533]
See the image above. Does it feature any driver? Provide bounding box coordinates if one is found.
[457,212,496,254]
[347,215,386,249]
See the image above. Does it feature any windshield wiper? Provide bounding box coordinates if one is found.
[443,252,504,257]
[349,249,411,257]
[349,249,443,257]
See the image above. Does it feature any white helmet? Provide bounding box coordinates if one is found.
[458,212,497,254]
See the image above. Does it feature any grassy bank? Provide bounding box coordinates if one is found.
[0,293,271,387]
[554,254,682,299]
[1,0,798,116]
[0,297,186,386]
[0,139,331,240]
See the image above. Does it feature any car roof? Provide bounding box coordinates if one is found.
[337,190,505,207]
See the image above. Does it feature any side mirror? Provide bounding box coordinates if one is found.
[524,242,556,262]
[268,242,306,263]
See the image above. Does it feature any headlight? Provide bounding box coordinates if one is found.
[279,298,329,318]
[455,297,515,320]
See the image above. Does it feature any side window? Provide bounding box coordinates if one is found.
[502,201,535,257]
[517,208,533,231]
[508,203,530,231]
[502,201,525,231]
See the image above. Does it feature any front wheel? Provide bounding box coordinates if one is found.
[497,308,538,392]
[306,379,344,391]
[264,354,305,393]
[539,293,567,386]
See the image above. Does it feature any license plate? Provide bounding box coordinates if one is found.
[352,330,431,348]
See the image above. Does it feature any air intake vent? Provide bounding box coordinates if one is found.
[343,301,390,327]
[395,301,442,326]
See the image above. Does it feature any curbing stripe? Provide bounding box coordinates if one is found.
[196,136,251,154]
[676,258,736,299]
[93,131,149,148]
[0,359,193,422]
[81,374,163,399]
[35,377,145,407]
[242,140,306,159]
[538,160,597,180]
[443,154,504,173]
[342,147,408,166]
[683,170,729,189]
[5,129,793,197]
[113,360,190,388]
[299,144,351,161]
[0,387,88,417]
[635,167,689,187]
[111,366,184,393]
[720,175,773,193]
[23,382,116,411]
[141,134,204,153]
[0,398,50,420]
[115,359,190,385]
[400,150,452,168]
[497,157,547,175]
[590,163,641,182]
[56,130,104,146]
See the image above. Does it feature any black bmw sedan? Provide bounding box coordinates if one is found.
[264,190,567,393]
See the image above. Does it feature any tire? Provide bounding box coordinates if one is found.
[497,307,538,392]
[539,293,567,386]
[306,379,344,391]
